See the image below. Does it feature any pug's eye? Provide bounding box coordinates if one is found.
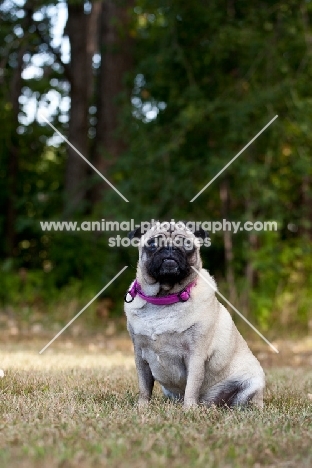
[183,238,194,251]
[147,238,158,250]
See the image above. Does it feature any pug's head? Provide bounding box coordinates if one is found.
[129,221,209,288]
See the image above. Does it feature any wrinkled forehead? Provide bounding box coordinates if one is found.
[143,222,195,241]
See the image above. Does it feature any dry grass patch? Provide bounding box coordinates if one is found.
[0,343,312,468]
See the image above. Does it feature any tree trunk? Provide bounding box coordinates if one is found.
[220,179,236,303]
[301,175,312,239]
[92,0,134,202]
[86,1,102,102]
[243,197,258,316]
[64,3,96,215]
[5,46,25,256]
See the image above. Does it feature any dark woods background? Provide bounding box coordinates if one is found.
[0,0,311,334]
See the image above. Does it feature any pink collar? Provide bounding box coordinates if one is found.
[124,279,196,305]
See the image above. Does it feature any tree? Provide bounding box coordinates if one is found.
[64,1,103,215]
[91,0,134,203]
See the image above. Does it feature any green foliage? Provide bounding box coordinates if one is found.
[0,0,311,331]
[250,237,312,331]
[108,0,312,329]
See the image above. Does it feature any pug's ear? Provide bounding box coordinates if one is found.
[194,227,209,240]
[128,227,144,239]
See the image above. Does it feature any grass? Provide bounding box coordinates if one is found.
[0,341,312,468]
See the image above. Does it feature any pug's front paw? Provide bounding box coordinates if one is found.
[183,399,198,410]
[138,397,150,410]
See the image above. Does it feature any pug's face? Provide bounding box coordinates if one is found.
[131,222,207,285]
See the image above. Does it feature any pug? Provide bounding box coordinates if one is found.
[124,221,265,408]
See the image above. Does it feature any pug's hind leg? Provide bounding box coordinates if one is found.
[203,376,264,408]
[234,377,264,408]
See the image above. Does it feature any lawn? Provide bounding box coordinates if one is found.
[0,339,312,468]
